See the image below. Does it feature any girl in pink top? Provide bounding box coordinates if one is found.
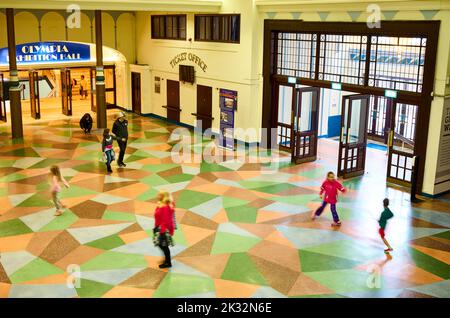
[311,171,346,226]
[49,165,70,216]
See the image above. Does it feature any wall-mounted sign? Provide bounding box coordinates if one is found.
[288,77,296,84]
[384,89,398,98]
[0,42,91,65]
[219,89,238,150]
[331,82,342,90]
[435,97,450,192]
[169,52,207,72]
[349,49,424,66]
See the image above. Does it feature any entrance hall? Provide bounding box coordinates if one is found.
[0,114,449,298]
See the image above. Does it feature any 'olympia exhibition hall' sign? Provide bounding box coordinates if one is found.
[0,42,91,65]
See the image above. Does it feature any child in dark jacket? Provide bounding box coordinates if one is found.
[311,171,346,226]
[153,192,176,269]
[80,113,93,134]
[379,198,394,254]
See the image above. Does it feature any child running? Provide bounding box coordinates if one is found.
[379,198,394,254]
[311,171,346,226]
[153,192,176,269]
[49,165,70,216]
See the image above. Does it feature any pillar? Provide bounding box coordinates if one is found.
[6,8,23,139]
[95,10,107,129]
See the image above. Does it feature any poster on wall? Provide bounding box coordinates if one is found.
[219,89,238,150]
[435,97,450,191]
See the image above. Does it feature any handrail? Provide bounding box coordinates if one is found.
[162,105,182,112]
[393,132,414,147]
[191,113,214,120]
[277,122,292,128]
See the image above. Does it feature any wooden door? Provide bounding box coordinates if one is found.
[194,85,213,131]
[29,71,41,119]
[291,87,320,164]
[61,69,72,116]
[165,80,181,122]
[275,82,295,152]
[131,72,141,115]
[0,73,6,122]
[386,102,418,187]
[337,94,370,179]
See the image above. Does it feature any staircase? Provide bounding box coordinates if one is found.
[70,69,92,98]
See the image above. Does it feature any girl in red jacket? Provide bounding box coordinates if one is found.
[153,192,176,268]
[311,171,346,226]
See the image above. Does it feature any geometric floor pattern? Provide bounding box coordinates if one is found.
[0,113,449,298]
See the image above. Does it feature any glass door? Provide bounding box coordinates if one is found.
[0,73,6,122]
[28,70,41,119]
[386,102,418,186]
[367,96,393,144]
[337,94,370,178]
[275,82,295,152]
[61,69,72,116]
[291,87,320,163]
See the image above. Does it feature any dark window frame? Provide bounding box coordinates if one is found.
[194,14,241,44]
[151,14,187,41]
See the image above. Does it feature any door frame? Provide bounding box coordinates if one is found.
[273,79,295,152]
[131,72,142,115]
[386,101,418,187]
[193,84,214,131]
[165,79,181,122]
[262,20,440,194]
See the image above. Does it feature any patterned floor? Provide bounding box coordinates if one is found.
[0,113,449,298]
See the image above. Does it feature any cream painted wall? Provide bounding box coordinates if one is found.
[0,12,7,48]
[14,12,39,44]
[135,0,262,142]
[41,12,66,41]
[117,13,136,65]
[67,13,92,43]
[0,10,136,63]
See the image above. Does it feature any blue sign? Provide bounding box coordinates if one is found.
[0,42,91,65]
[349,48,424,66]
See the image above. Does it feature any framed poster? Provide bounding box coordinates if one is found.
[219,89,238,150]
[435,97,450,193]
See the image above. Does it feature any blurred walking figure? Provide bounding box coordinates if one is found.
[49,165,69,216]
[153,192,176,269]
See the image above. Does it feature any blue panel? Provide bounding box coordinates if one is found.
[0,42,91,65]
[327,115,341,138]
